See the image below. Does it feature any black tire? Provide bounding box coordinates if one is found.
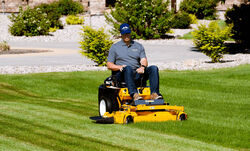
[99,97,112,116]
[179,114,187,121]
[125,116,133,124]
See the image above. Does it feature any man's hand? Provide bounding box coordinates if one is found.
[120,65,127,72]
[107,62,126,72]
[136,66,145,74]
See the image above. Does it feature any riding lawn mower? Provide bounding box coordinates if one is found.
[90,75,187,124]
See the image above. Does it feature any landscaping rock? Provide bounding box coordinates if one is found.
[0,14,249,74]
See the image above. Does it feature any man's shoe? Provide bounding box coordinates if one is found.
[151,93,163,100]
[133,93,143,101]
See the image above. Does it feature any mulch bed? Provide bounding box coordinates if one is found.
[0,49,52,55]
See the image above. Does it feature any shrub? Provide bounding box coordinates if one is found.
[9,7,51,36]
[180,0,218,19]
[105,0,172,39]
[171,11,191,29]
[34,3,63,29]
[49,27,59,32]
[56,0,84,15]
[225,3,250,48]
[66,15,84,25]
[189,14,198,24]
[0,41,10,51]
[79,26,114,66]
[192,21,232,62]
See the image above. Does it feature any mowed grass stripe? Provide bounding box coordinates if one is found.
[0,65,249,150]
[0,101,234,151]
[0,103,136,151]
[0,84,97,117]
[0,71,105,99]
[138,65,250,149]
[0,135,49,151]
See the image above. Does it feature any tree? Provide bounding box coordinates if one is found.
[105,0,173,39]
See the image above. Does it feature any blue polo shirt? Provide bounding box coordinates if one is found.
[107,40,147,70]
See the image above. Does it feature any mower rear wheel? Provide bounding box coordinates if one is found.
[125,116,133,124]
[99,97,112,117]
[179,114,187,121]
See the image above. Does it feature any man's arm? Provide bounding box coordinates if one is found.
[136,58,148,74]
[107,62,125,71]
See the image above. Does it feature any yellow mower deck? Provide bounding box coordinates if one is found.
[103,104,187,124]
[92,85,187,124]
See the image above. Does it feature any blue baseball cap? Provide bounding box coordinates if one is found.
[120,23,131,35]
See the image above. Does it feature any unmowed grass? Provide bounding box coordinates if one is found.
[0,65,249,151]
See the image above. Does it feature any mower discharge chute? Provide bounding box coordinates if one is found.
[90,76,187,124]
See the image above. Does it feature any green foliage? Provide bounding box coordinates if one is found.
[217,20,227,29]
[105,0,172,39]
[225,3,250,48]
[189,14,198,24]
[66,15,84,25]
[56,0,84,15]
[0,41,10,51]
[79,26,114,66]
[49,27,59,32]
[8,7,51,36]
[171,11,191,29]
[180,0,218,19]
[192,21,232,62]
[34,3,63,29]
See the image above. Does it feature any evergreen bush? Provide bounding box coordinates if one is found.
[56,0,84,15]
[171,12,191,29]
[49,27,59,32]
[9,7,51,36]
[105,0,172,39]
[66,15,84,25]
[79,26,114,66]
[189,14,198,24]
[180,0,218,19]
[34,3,63,29]
[225,3,250,48]
[192,21,232,62]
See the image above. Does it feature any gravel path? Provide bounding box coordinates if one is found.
[0,14,249,74]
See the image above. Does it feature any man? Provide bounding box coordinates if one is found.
[107,23,162,101]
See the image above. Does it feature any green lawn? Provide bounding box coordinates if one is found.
[178,31,193,40]
[0,65,249,151]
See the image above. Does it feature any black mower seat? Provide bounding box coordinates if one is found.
[105,71,146,88]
